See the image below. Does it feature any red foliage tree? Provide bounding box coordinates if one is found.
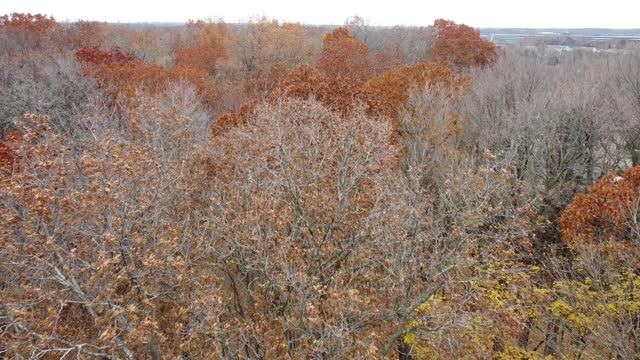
[75,47,136,66]
[0,141,13,173]
[430,19,497,68]
[0,130,21,174]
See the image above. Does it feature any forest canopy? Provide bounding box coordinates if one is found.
[1,12,640,359]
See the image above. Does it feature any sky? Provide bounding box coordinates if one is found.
[1,0,639,28]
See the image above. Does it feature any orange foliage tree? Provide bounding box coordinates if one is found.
[268,64,362,114]
[362,61,470,120]
[0,13,56,35]
[558,167,640,264]
[215,61,470,138]
[64,21,109,49]
[211,101,257,138]
[213,64,363,137]
[213,26,475,145]
[317,27,370,83]
[172,19,229,75]
[0,13,59,54]
[173,43,225,76]
[430,19,497,68]
[75,47,217,109]
[172,19,229,76]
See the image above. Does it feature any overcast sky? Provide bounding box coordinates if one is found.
[2,0,638,28]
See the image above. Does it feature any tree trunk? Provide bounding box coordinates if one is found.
[543,320,560,356]
[398,340,413,360]
[518,316,534,350]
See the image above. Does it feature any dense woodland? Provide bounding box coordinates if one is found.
[1,12,640,359]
